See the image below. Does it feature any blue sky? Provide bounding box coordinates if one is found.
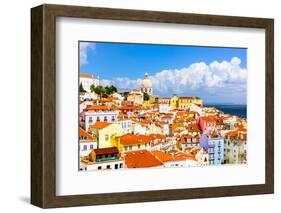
[79,41,247,104]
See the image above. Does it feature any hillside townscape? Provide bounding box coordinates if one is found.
[79,73,247,171]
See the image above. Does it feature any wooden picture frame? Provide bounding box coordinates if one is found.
[31,4,274,208]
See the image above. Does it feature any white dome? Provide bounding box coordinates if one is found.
[141,73,152,88]
[141,79,152,88]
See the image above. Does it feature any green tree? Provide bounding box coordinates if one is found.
[122,92,129,101]
[104,86,111,95]
[104,85,117,96]
[93,85,105,99]
[79,83,86,93]
[90,85,118,99]
[109,85,117,94]
[90,84,96,92]
[143,92,150,101]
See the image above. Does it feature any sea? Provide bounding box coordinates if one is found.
[204,104,247,119]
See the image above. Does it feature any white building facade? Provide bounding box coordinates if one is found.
[80,74,99,92]
[80,159,125,171]
[79,141,97,157]
[82,106,119,130]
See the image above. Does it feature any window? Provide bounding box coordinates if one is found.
[98,166,102,170]
[120,163,123,168]
[129,146,132,150]
[90,144,94,150]
[138,144,141,149]
[115,164,118,169]
[83,145,87,151]
[124,146,128,151]
[105,134,109,141]
[106,165,111,169]
[104,117,108,121]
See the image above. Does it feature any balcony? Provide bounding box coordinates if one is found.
[95,156,119,162]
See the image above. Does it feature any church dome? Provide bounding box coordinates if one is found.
[141,73,152,88]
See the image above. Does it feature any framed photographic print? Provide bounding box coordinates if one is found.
[31,4,274,208]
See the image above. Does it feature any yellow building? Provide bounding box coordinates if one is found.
[169,96,203,109]
[192,97,203,107]
[91,122,123,149]
[116,134,152,153]
[143,101,153,107]
[170,96,179,108]
[158,97,171,105]
[178,97,195,109]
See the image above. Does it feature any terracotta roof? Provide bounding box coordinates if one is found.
[80,73,97,79]
[92,122,112,129]
[148,133,165,140]
[173,129,182,133]
[209,132,219,138]
[119,134,152,146]
[108,97,119,101]
[152,150,196,162]
[181,134,193,139]
[151,151,174,162]
[79,128,94,140]
[85,105,112,111]
[187,124,200,132]
[169,150,196,161]
[200,116,217,122]
[93,147,119,155]
[162,114,173,119]
[187,147,202,155]
[119,106,142,110]
[176,111,188,116]
[225,131,238,137]
[236,125,247,132]
[124,150,163,168]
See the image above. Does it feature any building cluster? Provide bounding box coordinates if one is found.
[79,73,247,171]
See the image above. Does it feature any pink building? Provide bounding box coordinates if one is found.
[198,116,216,134]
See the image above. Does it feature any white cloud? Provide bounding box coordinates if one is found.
[80,42,96,65]
[100,77,142,91]
[231,56,241,65]
[99,57,247,102]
